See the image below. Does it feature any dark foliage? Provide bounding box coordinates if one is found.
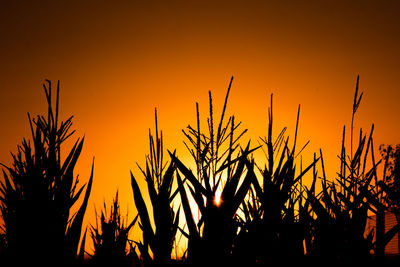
[90,192,139,267]
[233,94,318,265]
[170,77,260,265]
[130,109,180,265]
[0,80,94,266]
[0,76,399,267]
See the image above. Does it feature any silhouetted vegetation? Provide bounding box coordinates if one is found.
[233,95,318,265]
[90,192,139,267]
[0,76,399,266]
[130,109,180,265]
[171,77,258,265]
[0,80,94,266]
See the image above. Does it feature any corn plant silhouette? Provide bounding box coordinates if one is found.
[304,76,399,264]
[90,191,139,267]
[233,94,319,265]
[130,109,180,265]
[169,77,259,264]
[0,80,94,266]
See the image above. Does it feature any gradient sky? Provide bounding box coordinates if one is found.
[1,0,400,254]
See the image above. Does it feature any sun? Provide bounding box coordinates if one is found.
[214,188,222,206]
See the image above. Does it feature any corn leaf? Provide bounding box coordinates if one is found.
[66,158,94,256]
[130,171,155,247]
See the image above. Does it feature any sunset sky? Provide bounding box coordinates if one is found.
[1,0,400,253]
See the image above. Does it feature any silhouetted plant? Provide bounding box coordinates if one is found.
[233,94,318,265]
[378,144,400,257]
[130,109,180,265]
[305,76,398,264]
[90,191,139,267]
[170,77,258,264]
[379,144,400,209]
[0,80,94,265]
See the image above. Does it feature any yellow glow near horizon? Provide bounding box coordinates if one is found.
[215,189,222,206]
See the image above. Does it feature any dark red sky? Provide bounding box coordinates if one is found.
[1,0,400,252]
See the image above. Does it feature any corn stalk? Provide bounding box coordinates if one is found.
[234,94,318,264]
[130,109,180,265]
[170,77,258,264]
[90,191,139,267]
[305,76,398,264]
[0,80,94,265]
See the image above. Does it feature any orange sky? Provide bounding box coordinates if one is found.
[1,0,400,255]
